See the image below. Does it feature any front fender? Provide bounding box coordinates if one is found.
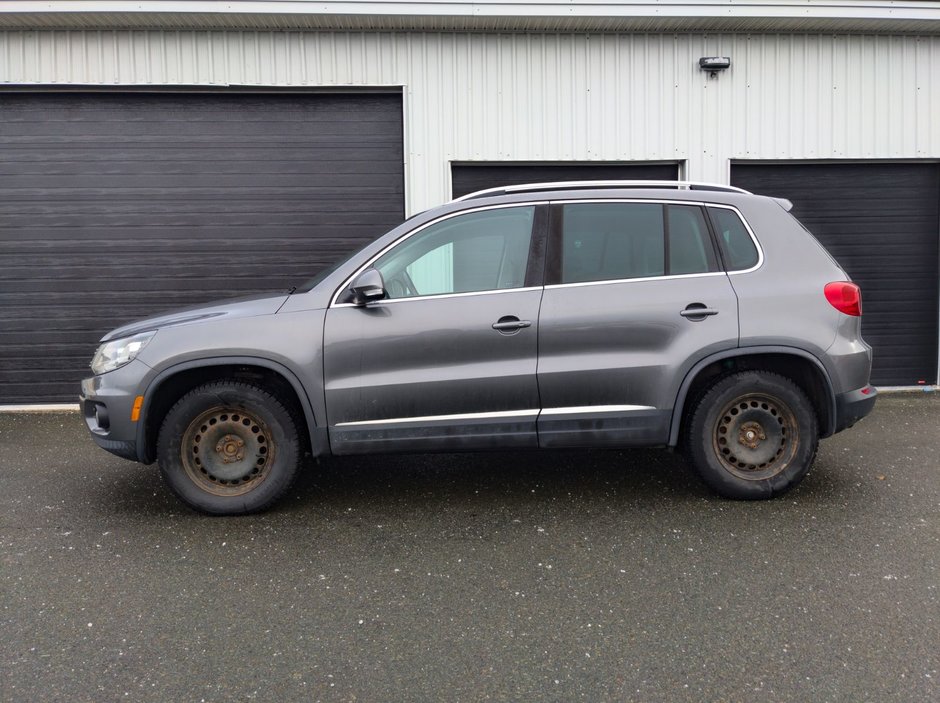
[135,355,328,463]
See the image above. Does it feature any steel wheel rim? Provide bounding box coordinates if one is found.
[712,392,799,480]
[180,406,275,496]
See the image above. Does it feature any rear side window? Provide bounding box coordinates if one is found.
[560,202,719,284]
[667,205,719,275]
[708,207,760,271]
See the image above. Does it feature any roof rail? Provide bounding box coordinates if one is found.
[452,180,751,202]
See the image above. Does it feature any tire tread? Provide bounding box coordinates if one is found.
[156,380,301,515]
[686,371,819,500]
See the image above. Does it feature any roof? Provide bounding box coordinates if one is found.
[1,1,939,34]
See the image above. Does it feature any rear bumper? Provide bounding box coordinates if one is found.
[833,385,877,434]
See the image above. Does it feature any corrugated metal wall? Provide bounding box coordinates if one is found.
[2,30,938,213]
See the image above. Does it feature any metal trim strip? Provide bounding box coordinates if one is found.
[329,201,547,308]
[335,404,657,427]
[334,408,540,427]
[453,180,751,202]
[331,285,542,308]
[540,404,656,415]
[704,203,766,275]
[544,271,727,290]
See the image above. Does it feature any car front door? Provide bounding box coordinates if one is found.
[323,203,546,454]
[537,199,740,447]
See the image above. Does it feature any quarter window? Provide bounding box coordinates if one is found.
[560,203,718,284]
[708,207,760,271]
[374,206,534,299]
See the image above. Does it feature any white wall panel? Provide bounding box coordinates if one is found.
[1,30,938,213]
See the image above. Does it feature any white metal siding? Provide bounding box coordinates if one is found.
[2,1,940,33]
[2,30,938,213]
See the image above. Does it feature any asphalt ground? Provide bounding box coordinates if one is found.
[1,394,938,702]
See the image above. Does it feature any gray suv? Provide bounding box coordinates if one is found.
[80,181,876,514]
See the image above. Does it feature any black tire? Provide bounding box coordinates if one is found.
[686,371,819,500]
[156,381,301,515]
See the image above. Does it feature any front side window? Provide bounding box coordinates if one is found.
[560,202,718,284]
[374,206,534,299]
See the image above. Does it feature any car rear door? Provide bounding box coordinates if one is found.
[536,199,740,447]
[323,203,547,454]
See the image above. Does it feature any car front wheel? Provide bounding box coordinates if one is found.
[687,371,819,499]
[156,381,301,515]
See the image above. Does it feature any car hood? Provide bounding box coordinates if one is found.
[99,293,290,342]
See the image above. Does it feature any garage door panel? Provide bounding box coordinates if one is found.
[1,172,403,189]
[0,251,343,270]
[0,92,404,403]
[0,204,402,223]
[1,315,146,333]
[0,160,406,178]
[4,273,318,294]
[1,288,278,309]
[3,271,312,293]
[731,162,939,386]
[0,233,381,254]
[1,118,403,138]
[0,152,406,172]
[1,127,404,143]
[0,357,90,372]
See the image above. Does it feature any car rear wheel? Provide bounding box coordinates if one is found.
[687,371,818,499]
[156,381,301,515]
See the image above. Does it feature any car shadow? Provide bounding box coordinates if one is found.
[100,444,861,521]
[282,447,711,515]
[96,446,707,520]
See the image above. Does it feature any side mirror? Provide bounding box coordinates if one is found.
[349,268,386,306]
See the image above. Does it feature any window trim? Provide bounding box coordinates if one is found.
[545,271,728,291]
[664,202,721,275]
[704,204,765,275]
[330,201,547,308]
[545,198,763,287]
[349,285,543,306]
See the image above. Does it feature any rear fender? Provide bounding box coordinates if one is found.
[668,346,837,446]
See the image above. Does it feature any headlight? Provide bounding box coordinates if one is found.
[90,331,156,375]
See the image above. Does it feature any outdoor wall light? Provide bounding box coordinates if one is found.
[699,57,731,77]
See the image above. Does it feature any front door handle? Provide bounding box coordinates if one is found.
[492,316,532,333]
[680,304,719,320]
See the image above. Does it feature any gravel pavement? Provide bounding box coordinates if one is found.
[1,394,938,702]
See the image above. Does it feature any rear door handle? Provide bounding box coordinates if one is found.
[492,316,532,332]
[680,305,719,320]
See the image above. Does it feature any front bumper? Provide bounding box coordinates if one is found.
[80,359,151,463]
[833,385,878,434]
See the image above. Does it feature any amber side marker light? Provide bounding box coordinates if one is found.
[131,395,144,422]
[824,282,862,316]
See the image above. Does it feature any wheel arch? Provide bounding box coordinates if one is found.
[135,356,328,464]
[668,346,837,447]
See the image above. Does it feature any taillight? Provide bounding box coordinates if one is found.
[824,282,862,316]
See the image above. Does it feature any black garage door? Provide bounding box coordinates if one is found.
[0,92,404,403]
[452,161,680,199]
[731,163,939,386]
